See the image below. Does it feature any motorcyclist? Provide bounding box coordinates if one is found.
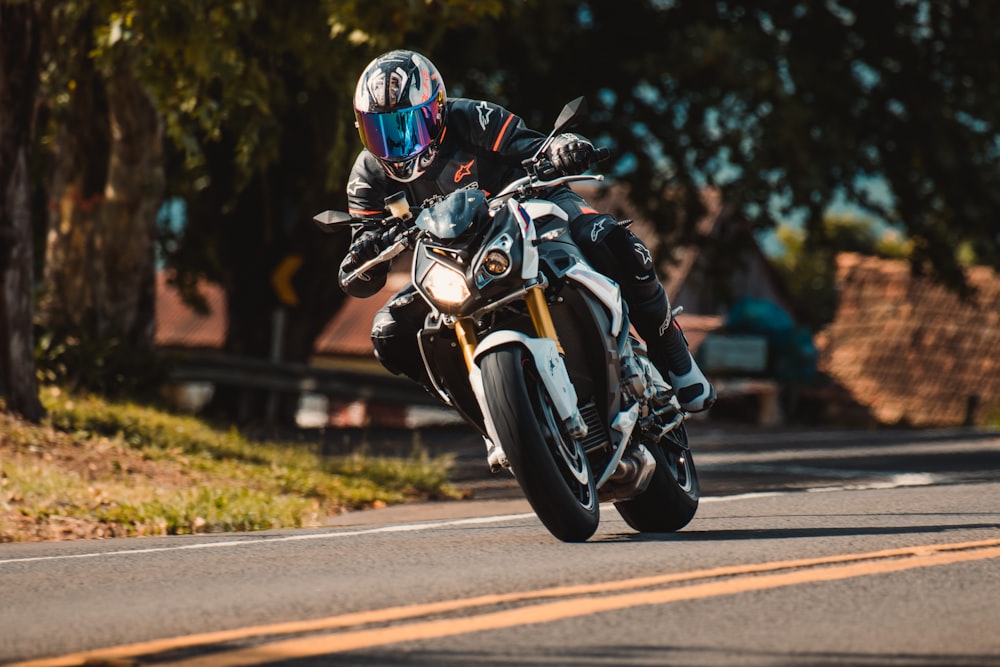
[339,49,715,412]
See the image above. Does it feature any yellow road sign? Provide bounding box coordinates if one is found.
[271,254,304,307]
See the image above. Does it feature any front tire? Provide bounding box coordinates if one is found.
[480,345,599,542]
[614,423,699,532]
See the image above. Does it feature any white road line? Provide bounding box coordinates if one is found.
[702,462,943,480]
[0,513,537,566]
[701,492,786,503]
[806,472,938,492]
[0,474,949,567]
[696,439,998,466]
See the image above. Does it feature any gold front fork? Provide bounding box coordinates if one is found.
[454,317,479,372]
[525,284,565,355]
[453,284,563,372]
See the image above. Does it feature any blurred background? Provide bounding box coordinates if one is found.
[2,0,998,432]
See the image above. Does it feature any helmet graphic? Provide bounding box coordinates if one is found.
[354,50,447,182]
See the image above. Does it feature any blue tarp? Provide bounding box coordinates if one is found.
[723,296,818,382]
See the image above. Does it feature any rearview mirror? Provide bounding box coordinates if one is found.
[553,97,588,134]
[312,210,355,233]
[313,210,353,225]
[529,97,590,164]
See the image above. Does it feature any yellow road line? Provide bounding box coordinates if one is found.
[13,538,1000,667]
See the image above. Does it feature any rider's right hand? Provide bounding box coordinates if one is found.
[546,133,595,176]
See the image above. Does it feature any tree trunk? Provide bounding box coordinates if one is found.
[100,62,164,348]
[41,44,163,353]
[0,1,44,420]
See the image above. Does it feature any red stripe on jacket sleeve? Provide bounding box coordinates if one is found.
[492,114,516,152]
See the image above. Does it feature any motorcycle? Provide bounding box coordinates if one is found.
[315,98,699,542]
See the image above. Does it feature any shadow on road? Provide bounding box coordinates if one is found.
[300,644,999,666]
[606,521,1000,543]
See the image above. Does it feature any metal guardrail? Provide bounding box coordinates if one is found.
[166,352,439,406]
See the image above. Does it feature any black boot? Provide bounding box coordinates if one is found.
[566,212,715,411]
[627,282,716,413]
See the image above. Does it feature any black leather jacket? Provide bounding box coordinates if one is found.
[339,98,547,297]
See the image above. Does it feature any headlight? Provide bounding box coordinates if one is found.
[482,249,511,276]
[475,234,515,289]
[423,263,470,305]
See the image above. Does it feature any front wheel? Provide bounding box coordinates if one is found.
[480,345,599,542]
[614,423,699,532]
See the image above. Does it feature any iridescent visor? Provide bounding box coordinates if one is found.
[356,98,441,162]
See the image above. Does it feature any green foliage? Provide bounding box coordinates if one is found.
[93,486,317,535]
[79,0,515,200]
[34,328,169,399]
[40,389,453,494]
[108,3,521,427]
[773,215,912,330]
[43,390,265,463]
[326,450,452,496]
[434,1,1000,289]
[33,1,1000,308]
[4,460,318,536]
[0,389,457,542]
[26,1,1000,425]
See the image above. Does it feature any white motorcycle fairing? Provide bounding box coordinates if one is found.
[467,330,588,446]
[564,262,625,337]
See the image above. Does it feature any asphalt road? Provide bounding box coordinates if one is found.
[2,428,998,666]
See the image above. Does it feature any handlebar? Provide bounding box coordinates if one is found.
[494,144,612,205]
[491,172,605,207]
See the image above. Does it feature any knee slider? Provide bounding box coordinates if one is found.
[371,311,408,376]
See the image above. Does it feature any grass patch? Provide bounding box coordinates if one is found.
[0,388,459,542]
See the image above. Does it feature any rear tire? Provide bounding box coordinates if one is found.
[614,423,699,532]
[480,345,599,542]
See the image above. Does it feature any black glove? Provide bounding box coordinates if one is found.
[347,223,406,267]
[545,133,595,176]
[348,231,384,266]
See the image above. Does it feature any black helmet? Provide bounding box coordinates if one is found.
[354,50,447,182]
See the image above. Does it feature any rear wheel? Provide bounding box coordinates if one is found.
[613,423,699,532]
[480,345,599,542]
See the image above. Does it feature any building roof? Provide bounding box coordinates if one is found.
[818,253,1000,426]
[154,273,226,350]
[313,272,410,357]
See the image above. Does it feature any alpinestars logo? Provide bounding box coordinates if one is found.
[633,243,653,268]
[454,159,475,183]
[476,101,494,131]
[347,177,370,196]
[590,219,606,243]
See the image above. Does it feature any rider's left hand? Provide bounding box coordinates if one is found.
[347,223,403,267]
